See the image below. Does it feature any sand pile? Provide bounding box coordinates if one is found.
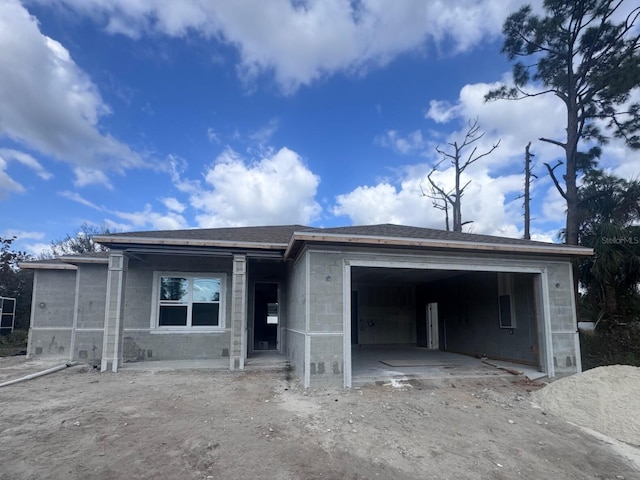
[532,365,640,446]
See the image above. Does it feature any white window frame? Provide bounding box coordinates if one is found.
[151,272,227,331]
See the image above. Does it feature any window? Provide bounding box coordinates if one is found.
[497,273,516,328]
[154,273,225,329]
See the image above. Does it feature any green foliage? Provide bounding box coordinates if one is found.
[577,171,640,316]
[581,324,640,370]
[42,222,113,259]
[0,329,28,357]
[0,237,33,330]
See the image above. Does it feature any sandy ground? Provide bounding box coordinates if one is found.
[0,357,638,480]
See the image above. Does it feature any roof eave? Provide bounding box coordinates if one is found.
[284,231,594,259]
[19,262,77,270]
[94,235,288,251]
[59,256,109,265]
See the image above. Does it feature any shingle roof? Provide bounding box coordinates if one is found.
[307,224,556,247]
[94,222,591,255]
[103,224,313,245]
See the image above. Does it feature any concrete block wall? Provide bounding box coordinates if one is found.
[546,263,580,374]
[308,252,344,332]
[285,330,305,383]
[285,254,307,378]
[120,254,234,363]
[308,252,345,387]
[229,255,247,370]
[308,335,343,387]
[28,328,72,358]
[121,331,231,361]
[28,269,76,359]
[355,284,415,344]
[123,255,233,330]
[431,272,539,365]
[72,330,104,365]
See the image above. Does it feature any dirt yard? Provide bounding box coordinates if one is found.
[0,357,638,480]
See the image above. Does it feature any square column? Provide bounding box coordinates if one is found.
[101,252,128,372]
[230,254,247,370]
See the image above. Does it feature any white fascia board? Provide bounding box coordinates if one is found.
[59,256,109,264]
[285,231,593,258]
[18,262,77,270]
[93,235,287,251]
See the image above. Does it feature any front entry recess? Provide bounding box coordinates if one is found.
[254,283,278,350]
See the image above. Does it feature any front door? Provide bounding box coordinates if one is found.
[253,283,279,350]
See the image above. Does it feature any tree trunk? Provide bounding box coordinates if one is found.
[524,142,532,240]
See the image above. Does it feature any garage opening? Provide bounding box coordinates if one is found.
[349,267,543,385]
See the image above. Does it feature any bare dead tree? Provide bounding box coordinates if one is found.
[426,119,500,232]
[420,179,451,231]
[520,142,537,239]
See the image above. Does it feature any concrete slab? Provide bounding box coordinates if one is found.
[119,352,289,373]
[120,359,229,372]
[351,345,545,386]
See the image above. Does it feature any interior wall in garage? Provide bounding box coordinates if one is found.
[416,271,539,365]
[353,284,415,344]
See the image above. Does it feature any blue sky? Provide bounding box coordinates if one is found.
[1,0,638,256]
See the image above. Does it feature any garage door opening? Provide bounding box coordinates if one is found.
[348,266,543,385]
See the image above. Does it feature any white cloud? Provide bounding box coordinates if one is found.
[22,242,53,258]
[113,204,188,231]
[166,155,201,195]
[0,0,144,190]
[249,118,279,145]
[334,165,528,237]
[0,148,52,180]
[191,147,321,227]
[33,0,528,93]
[161,197,186,214]
[426,100,462,124]
[376,130,428,156]
[73,168,114,189]
[207,128,221,144]
[59,190,103,211]
[0,156,25,198]
[1,229,45,241]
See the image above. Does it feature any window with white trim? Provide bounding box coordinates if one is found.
[154,273,225,329]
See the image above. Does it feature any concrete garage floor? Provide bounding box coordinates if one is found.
[351,345,545,387]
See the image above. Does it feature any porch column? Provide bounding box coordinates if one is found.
[230,254,247,370]
[101,252,128,373]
